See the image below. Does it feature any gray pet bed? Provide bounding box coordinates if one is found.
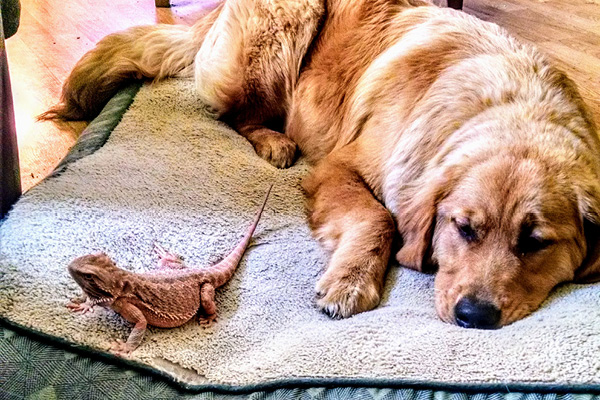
[1,79,599,398]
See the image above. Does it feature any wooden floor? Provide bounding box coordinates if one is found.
[5,0,600,191]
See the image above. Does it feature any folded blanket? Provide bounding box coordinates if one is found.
[1,78,599,390]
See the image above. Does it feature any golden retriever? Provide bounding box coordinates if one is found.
[42,0,600,329]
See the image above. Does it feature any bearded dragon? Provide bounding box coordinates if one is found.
[66,185,272,356]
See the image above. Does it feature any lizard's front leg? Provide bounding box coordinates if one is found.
[154,243,186,269]
[66,295,95,314]
[198,283,217,327]
[108,299,148,356]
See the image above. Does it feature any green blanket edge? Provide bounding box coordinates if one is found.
[1,81,599,398]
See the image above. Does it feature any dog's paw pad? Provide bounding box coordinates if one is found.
[247,128,297,168]
[315,273,381,319]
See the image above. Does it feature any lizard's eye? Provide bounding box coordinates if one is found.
[83,273,94,280]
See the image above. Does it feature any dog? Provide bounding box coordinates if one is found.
[42,0,600,329]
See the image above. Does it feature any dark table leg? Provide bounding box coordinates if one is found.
[1,40,22,218]
[448,0,463,9]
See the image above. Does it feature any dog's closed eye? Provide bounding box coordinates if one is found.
[454,217,478,242]
[517,229,554,256]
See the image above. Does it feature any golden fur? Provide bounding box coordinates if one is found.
[45,0,600,328]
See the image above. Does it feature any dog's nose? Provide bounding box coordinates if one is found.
[454,296,501,329]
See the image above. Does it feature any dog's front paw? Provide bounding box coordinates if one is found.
[247,128,297,168]
[315,266,382,319]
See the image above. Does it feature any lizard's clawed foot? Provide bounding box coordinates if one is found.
[109,339,134,357]
[198,315,217,328]
[66,300,94,314]
[154,243,186,269]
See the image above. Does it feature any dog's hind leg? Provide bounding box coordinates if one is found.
[303,147,396,318]
[40,4,224,121]
[194,0,324,168]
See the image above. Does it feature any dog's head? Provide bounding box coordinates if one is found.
[394,126,600,329]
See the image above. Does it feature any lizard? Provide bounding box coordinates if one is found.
[66,185,272,356]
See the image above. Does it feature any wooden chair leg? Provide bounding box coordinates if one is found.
[448,0,463,9]
[1,43,22,218]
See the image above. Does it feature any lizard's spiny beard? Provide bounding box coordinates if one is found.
[85,284,114,300]
[73,274,114,300]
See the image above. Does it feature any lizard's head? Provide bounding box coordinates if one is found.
[68,253,121,300]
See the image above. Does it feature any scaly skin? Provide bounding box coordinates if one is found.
[66,185,272,356]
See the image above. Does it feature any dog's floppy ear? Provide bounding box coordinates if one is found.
[395,165,461,272]
[574,180,600,283]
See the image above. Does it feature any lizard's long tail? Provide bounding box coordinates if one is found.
[212,185,273,287]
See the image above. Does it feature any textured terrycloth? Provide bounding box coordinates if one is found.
[1,78,600,389]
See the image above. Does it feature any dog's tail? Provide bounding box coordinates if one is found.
[39,6,222,121]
